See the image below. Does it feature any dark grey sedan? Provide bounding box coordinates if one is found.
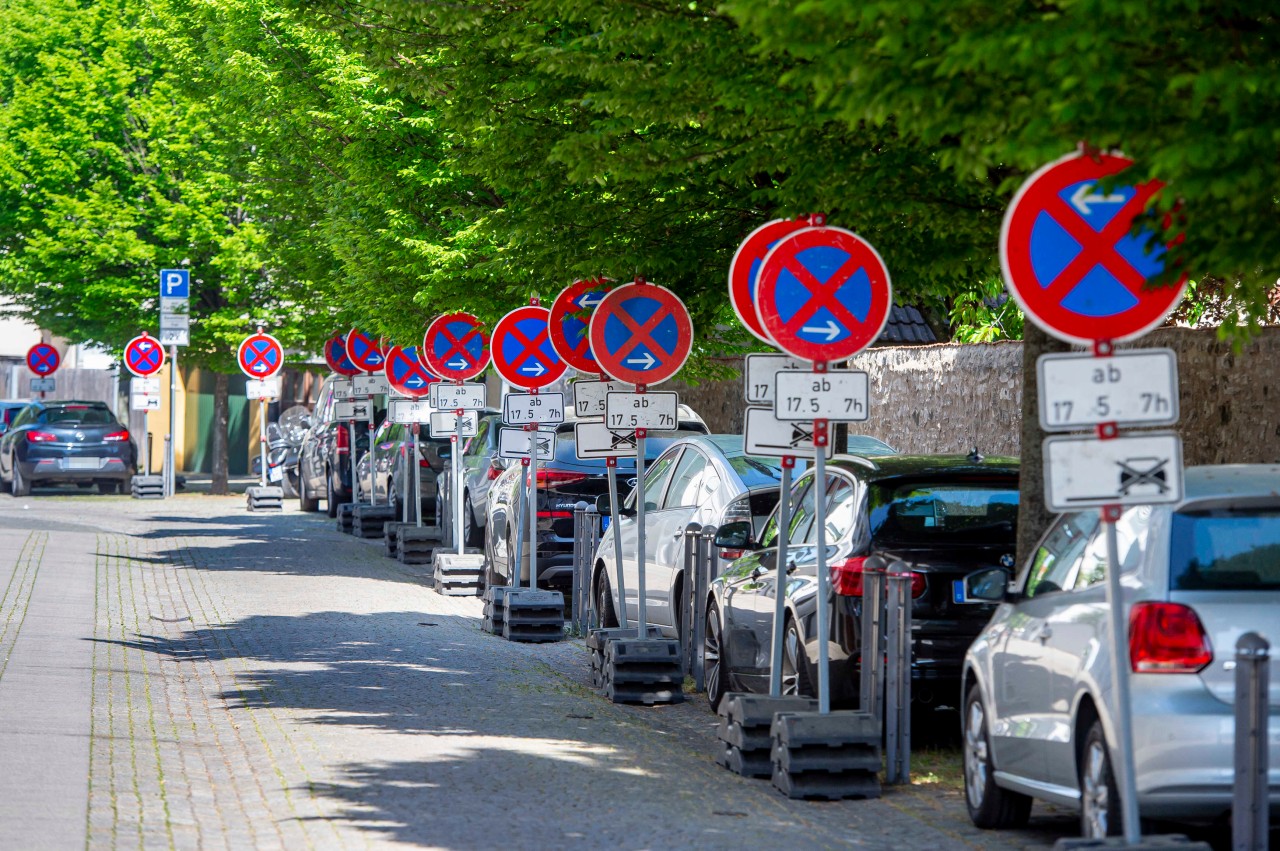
[0,401,137,495]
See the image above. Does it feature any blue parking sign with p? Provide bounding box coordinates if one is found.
[159,269,189,298]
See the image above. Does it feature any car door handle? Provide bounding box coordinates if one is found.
[1037,625,1053,643]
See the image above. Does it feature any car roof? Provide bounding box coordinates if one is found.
[1180,464,1280,504]
[829,453,1020,481]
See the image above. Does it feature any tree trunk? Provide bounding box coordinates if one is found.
[211,372,230,495]
[1015,324,1071,566]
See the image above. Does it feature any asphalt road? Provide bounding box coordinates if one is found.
[0,486,1130,849]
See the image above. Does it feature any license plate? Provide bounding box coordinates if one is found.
[601,515,611,533]
[66,457,101,470]
[268,466,283,482]
[953,579,973,604]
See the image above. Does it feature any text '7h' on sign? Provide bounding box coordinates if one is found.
[605,391,678,431]
[503,392,565,426]
[755,224,893,364]
[423,312,490,382]
[1000,150,1186,346]
[490,305,566,390]
[588,280,693,387]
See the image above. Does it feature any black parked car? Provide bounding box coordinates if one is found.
[298,375,384,516]
[703,453,1019,712]
[0,400,137,495]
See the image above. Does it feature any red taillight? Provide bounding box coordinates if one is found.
[335,427,350,454]
[1129,601,1213,673]
[26,430,57,443]
[487,460,503,481]
[910,572,926,598]
[103,430,129,442]
[720,549,745,560]
[419,458,431,468]
[536,511,574,519]
[536,470,589,487]
[830,557,926,599]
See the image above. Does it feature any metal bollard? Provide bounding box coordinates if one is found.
[1234,632,1270,851]
[883,559,912,785]
[585,506,600,630]
[700,524,720,581]
[859,555,887,720]
[571,503,588,633]
[682,523,703,673]
[695,525,719,691]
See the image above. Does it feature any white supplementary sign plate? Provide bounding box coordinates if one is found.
[29,377,55,393]
[431,382,488,411]
[1037,349,1179,431]
[353,374,391,397]
[334,399,373,421]
[159,312,189,332]
[1044,432,1183,511]
[573,421,637,460]
[130,394,161,412]
[743,406,833,459]
[246,378,281,400]
[743,353,808,405]
[774,370,869,422]
[388,399,433,424]
[429,410,478,439]
[498,427,555,461]
[503,392,565,426]
[572,379,634,418]
[605,391,678,431]
[330,379,353,401]
[131,378,160,395]
[159,297,189,314]
[158,329,189,346]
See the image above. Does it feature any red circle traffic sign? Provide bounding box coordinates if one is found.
[237,332,284,379]
[422,312,490,381]
[756,226,892,363]
[384,345,438,398]
[124,333,166,378]
[324,335,360,376]
[345,328,386,373]
[26,343,60,377]
[491,305,566,390]
[1001,151,1185,345]
[548,277,615,374]
[588,281,693,386]
[729,218,811,345]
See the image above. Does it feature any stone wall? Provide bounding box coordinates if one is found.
[672,327,1280,465]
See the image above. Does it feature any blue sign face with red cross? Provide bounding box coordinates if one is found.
[588,280,693,386]
[124,334,166,378]
[1001,151,1185,345]
[25,343,60,377]
[324,335,360,376]
[756,226,892,363]
[237,332,284,379]
[345,328,385,373]
[729,218,811,346]
[423,312,490,381]
[548,277,614,374]
[491,305,566,390]
[384,345,437,398]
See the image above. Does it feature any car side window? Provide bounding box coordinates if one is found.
[1023,512,1100,597]
[1071,506,1150,591]
[465,419,489,456]
[663,450,707,509]
[630,450,678,509]
[824,475,858,541]
[10,406,35,428]
[790,481,821,544]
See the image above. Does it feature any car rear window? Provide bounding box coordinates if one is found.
[1170,509,1280,590]
[41,406,116,425]
[869,479,1019,545]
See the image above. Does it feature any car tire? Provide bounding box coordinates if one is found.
[1080,719,1122,839]
[595,570,619,629]
[97,481,121,495]
[964,684,1032,829]
[281,468,299,499]
[704,600,728,713]
[325,470,338,518]
[11,460,30,497]
[463,493,483,548]
[781,617,814,698]
[298,469,320,512]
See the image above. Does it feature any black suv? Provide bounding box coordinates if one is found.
[298,375,384,515]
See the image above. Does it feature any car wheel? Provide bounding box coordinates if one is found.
[281,467,299,499]
[463,493,483,548]
[97,481,121,495]
[964,684,1032,828]
[325,470,338,518]
[11,460,30,497]
[1080,720,1122,838]
[595,570,619,629]
[704,600,729,713]
[298,469,320,512]
[781,617,813,697]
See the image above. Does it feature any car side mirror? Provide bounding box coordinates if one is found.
[595,493,611,516]
[713,520,757,551]
[961,567,1011,603]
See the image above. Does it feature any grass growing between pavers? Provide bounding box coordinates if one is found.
[0,531,45,685]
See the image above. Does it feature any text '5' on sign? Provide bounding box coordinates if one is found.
[744,353,807,405]
[1037,349,1179,431]
[431,382,487,411]
[498,427,555,461]
[774,371,869,422]
[743,407,833,460]
[335,400,372,421]
[389,399,433,424]
[1043,431,1183,511]
[605,391,678,431]
[573,421,637,460]
[572,379,633,419]
[429,410,478,439]
[503,392,565,426]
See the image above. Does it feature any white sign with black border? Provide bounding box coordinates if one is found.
[574,420,637,460]
[498,427,555,461]
[159,312,189,332]
[429,410,478,439]
[1037,349,1179,431]
[29,377,55,393]
[743,406,833,459]
[352,374,391,397]
[388,399,433,424]
[130,394,161,411]
[744,353,807,405]
[330,379,353,401]
[572,379,633,418]
[131,377,160,395]
[246,378,281,400]
[774,370,869,422]
[605,391,678,431]
[503,391,565,426]
[158,329,189,347]
[1044,431,1184,511]
[432,382,488,411]
[335,399,373,421]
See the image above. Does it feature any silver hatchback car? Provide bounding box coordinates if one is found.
[962,464,1280,837]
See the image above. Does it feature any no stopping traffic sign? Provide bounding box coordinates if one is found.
[324,335,360,376]
[491,305,566,390]
[548,277,614,374]
[237,332,284,379]
[588,280,692,386]
[26,343,60,377]
[423,312,490,381]
[124,333,166,378]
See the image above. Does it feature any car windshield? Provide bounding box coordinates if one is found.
[40,405,116,425]
[869,479,1019,544]
[1170,508,1280,590]
[728,455,791,488]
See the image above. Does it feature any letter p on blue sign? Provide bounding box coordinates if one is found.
[160,269,190,298]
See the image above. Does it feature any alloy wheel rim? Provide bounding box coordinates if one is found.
[704,608,721,698]
[781,627,801,695]
[964,701,989,808]
[1082,741,1110,838]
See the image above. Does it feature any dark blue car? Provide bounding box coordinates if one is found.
[0,400,137,495]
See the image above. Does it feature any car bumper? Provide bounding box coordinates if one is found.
[23,457,132,481]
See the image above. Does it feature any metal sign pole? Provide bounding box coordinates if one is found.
[512,457,526,590]
[349,421,359,507]
[768,458,794,696]
[412,427,423,527]
[258,397,268,489]
[635,428,648,638]
[166,344,177,497]
[143,411,150,477]
[606,459,628,629]
[402,431,411,524]
[368,405,378,506]
[527,422,538,591]
[1102,509,1141,843]
[814,416,831,714]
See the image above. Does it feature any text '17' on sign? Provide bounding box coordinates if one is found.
[431,382,487,411]
[605,391,678,431]
[498,427,555,461]
[773,371,869,422]
[1037,349,1179,431]
[743,407,833,460]
[503,392,565,426]
[334,400,373,421]
[388,399,433,424]
[572,379,633,419]
[573,421,637,460]
[1043,431,1183,511]
[429,411,479,439]
[743,353,807,405]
